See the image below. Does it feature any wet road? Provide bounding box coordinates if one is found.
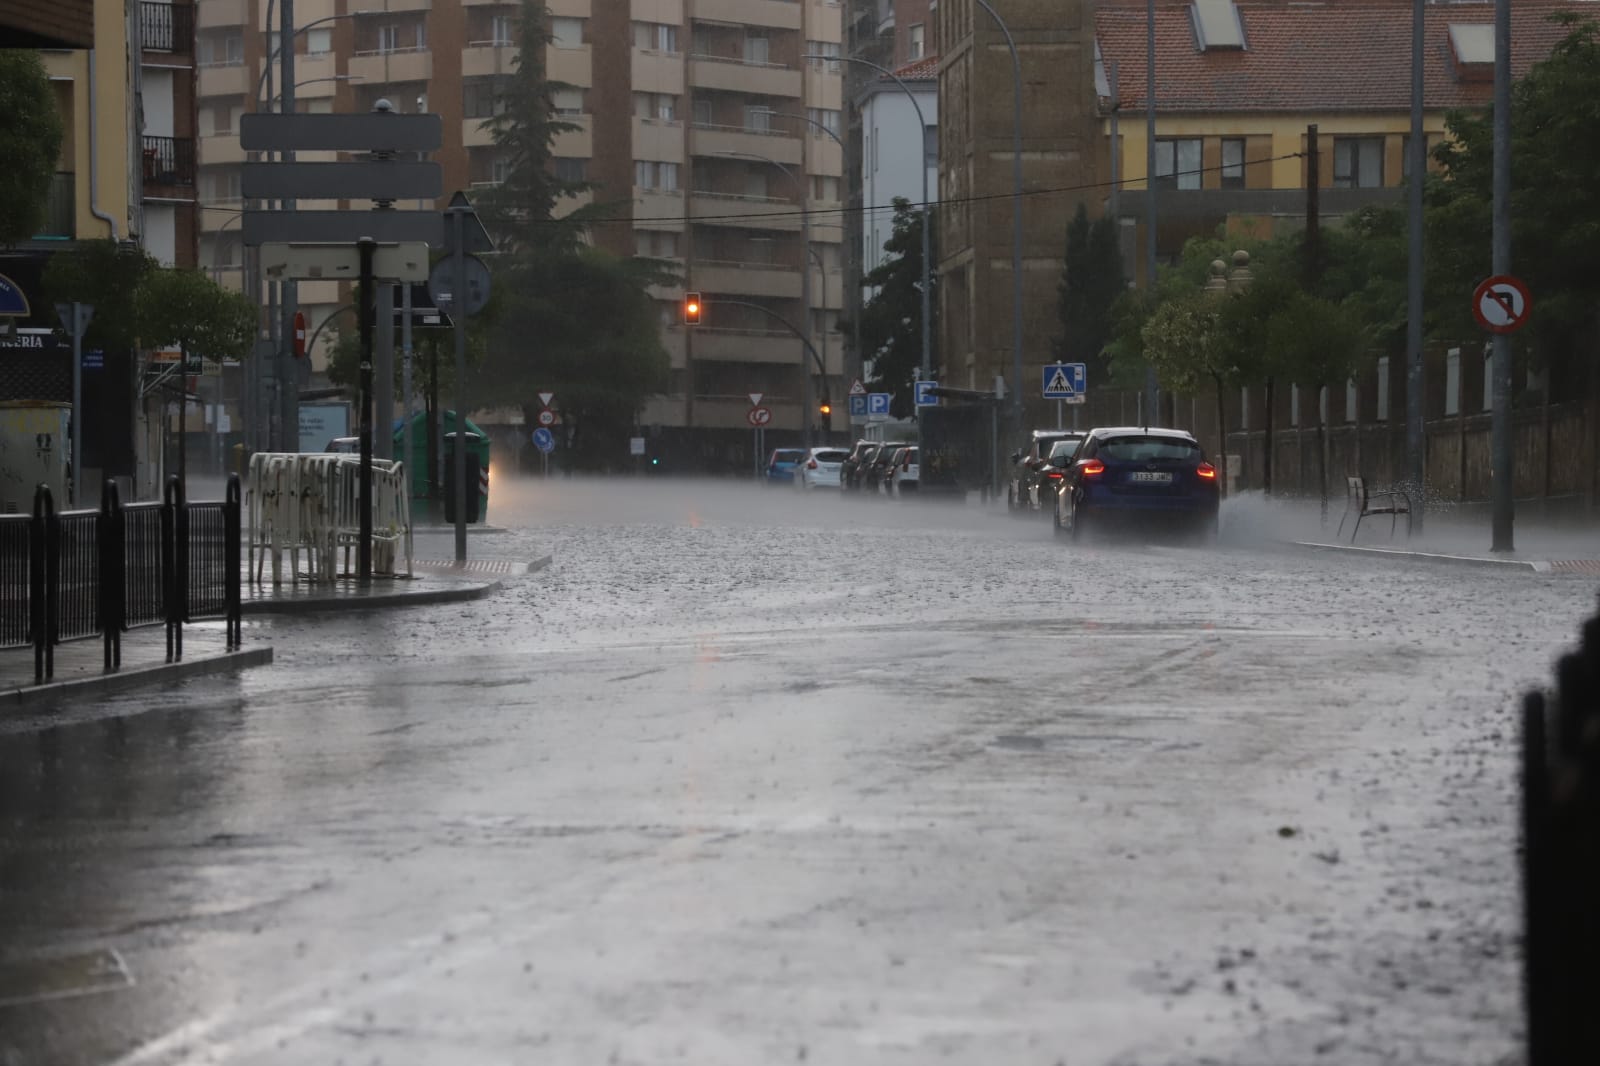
[1,479,1591,1065]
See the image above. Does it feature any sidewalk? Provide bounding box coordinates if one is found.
[239,553,550,614]
[0,628,272,710]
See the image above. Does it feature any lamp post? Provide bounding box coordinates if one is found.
[1144,0,1160,424]
[972,0,1024,430]
[808,53,932,388]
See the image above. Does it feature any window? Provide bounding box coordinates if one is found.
[552,88,585,116]
[464,81,504,119]
[490,15,513,45]
[555,158,587,183]
[1332,137,1384,188]
[1221,138,1245,188]
[201,33,243,65]
[812,175,840,201]
[377,25,399,53]
[632,21,677,52]
[744,32,769,65]
[415,21,427,49]
[635,230,679,258]
[634,161,679,191]
[909,24,925,60]
[491,156,512,185]
[807,40,841,71]
[693,99,713,126]
[633,92,677,121]
[1155,138,1202,190]
[307,27,332,54]
[550,17,584,48]
[744,106,772,133]
[808,108,841,138]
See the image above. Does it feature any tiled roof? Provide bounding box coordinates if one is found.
[889,56,939,81]
[1096,0,1588,113]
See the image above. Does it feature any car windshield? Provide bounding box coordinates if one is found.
[815,451,848,463]
[772,450,805,464]
[1095,436,1203,463]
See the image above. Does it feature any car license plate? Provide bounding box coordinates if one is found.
[1130,471,1172,483]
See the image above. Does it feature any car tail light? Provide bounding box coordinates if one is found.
[808,459,818,469]
[1047,471,1064,480]
[1196,462,1217,480]
[1080,459,1105,477]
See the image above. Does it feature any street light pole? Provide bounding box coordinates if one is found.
[1490,0,1514,551]
[1406,0,1427,532]
[973,0,1024,429]
[1144,0,1160,424]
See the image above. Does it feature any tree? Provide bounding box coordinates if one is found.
[0,51,65,243]
[1055,203,1126,384]
[850,198,936,418]
[41,239,157,353]
[137,268,256,365]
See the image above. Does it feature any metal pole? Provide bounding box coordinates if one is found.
[1407,0,1427,531]
[70,305,83,507]
[376,282,394,460]
[358,237,375,583]
[279,0,297,454]
[402,283,413,500]
[814,247,829,441]
[800,165,814,452]
[1490,0,1514,551]
[452,209,467,564]
[1144,0,1160,422]
[974,0,1023,427]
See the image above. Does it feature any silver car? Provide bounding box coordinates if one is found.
[794,447,849,490]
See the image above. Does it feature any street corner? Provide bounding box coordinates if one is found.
[1289,540,1600,576]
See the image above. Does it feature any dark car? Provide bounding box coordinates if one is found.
[865,442,912,494]
[1052,427,1220,542]
[1030,437,1087,514]
[764,448,807,485]
[1009,431,1085,516]
[840,440,878,491]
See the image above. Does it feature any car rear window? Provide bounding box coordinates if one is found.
[904,448,919,463]
[815,451,848,463]
[1096,436,1202,462]
[772,450,805,463]
[1048,439,1084,459]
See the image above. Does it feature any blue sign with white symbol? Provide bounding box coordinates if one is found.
[867,392,891,417]
[0,273,30,317]
[82,350,104,370]
[848,394,869,418]
[1042,362,1087,400]
[531,427,556,453]
[914,381,938,408]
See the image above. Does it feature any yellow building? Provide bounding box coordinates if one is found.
[1094,0,1583,279]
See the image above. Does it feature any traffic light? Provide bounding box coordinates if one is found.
[818,402,832,418]
[683,292,701,325]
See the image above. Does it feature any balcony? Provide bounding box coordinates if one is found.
[694,0,802,30]
[689,54,801,98]
[33,173,75,240]
[197,0,243,30]
[142,135,196,189]
[198,132,244,166]
[690,329,802,365]
[201,201,244,232]
[349,48,432,86]
[690,190,801,231]
[695,260,801,300]
[551,115,592,158]
[462,116,497,148]
[548,44,592,88]
[632,117,685,163]
[462,43,516,79]
[140,2,194,54]
[634,188,686,229]
[198,62,249,98]
[690,124,802,166]
[632,47,684,95]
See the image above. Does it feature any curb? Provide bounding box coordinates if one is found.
[241,578,503,615]
[412,525,509,536]
[0,647,275,709]
[530,554,552,573]
[1291,541,1549,572]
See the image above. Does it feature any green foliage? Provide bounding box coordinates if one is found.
[850,198,936,418]
[41,239,157,352]
[0,51,65,243]
[1055,204,1126,384]
[137,269,256,363]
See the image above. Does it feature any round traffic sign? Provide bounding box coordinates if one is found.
[537,408,556,426]
[746,406,772,427]
[428,254,492,318]
[531,427,556,453]
[1472,274,1532,335]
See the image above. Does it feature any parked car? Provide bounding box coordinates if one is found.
[764,448,807,485]
[1031,437,1087,514]
[326,437,360,454]
[865,442,913,494]
[840,440,878,491]
[795,447,850,490]
[1053,427,1220,543]
[1009,431,1085,515]
[886,446,920,496]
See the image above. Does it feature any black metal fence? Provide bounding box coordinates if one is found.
[139,1,193,54]
[0,476,242,685]
[1522,597,1600,1064]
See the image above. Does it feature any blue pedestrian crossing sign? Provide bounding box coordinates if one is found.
[1042,362,1087,401]
[867,392,891,417]
[848,394,869,418]
[914,381,938,408]
[532,427,556,453]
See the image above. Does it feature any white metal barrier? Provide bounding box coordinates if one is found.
[246,452,413,584]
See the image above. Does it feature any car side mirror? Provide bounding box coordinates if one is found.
[1010,451,1022,463]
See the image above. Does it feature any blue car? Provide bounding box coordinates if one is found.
[1052,427,1220,542]
[764,448,807,485]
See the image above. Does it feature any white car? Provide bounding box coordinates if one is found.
[795,447,849,489]
[887,446,920,496]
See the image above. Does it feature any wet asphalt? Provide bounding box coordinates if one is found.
[1,478,1592,1065]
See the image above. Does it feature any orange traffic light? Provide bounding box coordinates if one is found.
[819,402,832,417]
[684,292,702,325]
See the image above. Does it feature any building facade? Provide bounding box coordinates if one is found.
[192,0,845,460]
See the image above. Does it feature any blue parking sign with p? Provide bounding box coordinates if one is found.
[914,381,938,407]
[867,393,891,416]
[848,394,869,418]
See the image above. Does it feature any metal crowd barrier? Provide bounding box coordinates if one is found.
[1522,594,1600,1064]
[246,452,412,585]
[0,475,244,685]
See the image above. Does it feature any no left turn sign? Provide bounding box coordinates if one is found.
[1473,274,1532,335]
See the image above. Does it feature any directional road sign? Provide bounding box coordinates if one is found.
[243,210,443,247]
[242,161,442,202]
[428,255,492,317]
[848,394,869,419]
[1473,274,1532,335]
[1043,362,1087,401]
[239,112,443,153]
[914,381,938,408]
[261,242,430,283]
[867,392,891,418]
[747,406,773,427]
[532,427,556,453]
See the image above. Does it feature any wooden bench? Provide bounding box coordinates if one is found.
[1336,477,1412,543]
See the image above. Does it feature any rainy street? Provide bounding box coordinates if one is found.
[1,479,1590,1066]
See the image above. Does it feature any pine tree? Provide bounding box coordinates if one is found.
[1056,203,1127,384]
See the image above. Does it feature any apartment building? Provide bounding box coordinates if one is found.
[192,0,845,454]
